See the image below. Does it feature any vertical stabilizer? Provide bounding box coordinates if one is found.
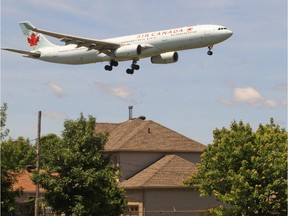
[19,21,57,51]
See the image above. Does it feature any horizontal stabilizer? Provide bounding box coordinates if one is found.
[2,48,41,58]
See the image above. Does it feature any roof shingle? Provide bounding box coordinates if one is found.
[95,119,205,152]
[13,170,44,193]
[120,155,197,188]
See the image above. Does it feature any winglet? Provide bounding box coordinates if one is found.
[22,21,35,30]
[19,21,36,36]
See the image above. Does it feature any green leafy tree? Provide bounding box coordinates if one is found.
[1,137,36,215]
[186,119,287,216]
[32,114,127,216]
[0,103,9,141]
[1,103,36,215]
[1,137,36,169]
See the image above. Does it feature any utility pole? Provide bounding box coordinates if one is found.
[35,111,41,216]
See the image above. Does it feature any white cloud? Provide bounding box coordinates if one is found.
[218,98,237,107]
[46,83,67,98]
[43,110,68,120]
[264,99,278,108]
[110,87,131,99]
[220,86,279,108]
[94,82,132,99]
[234,87,264,107]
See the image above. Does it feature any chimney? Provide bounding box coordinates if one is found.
[128,106,133,120]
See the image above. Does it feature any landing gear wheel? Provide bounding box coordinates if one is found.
[207,46,213,56]
[207,50,213,56]
[104,65,113,71]
[110,61,118,67]
[131,64,140,70]
[104,60,119,71]
[126,59,139,75]
[126,68,134,74]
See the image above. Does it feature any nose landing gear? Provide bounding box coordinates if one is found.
[207,46,213,56]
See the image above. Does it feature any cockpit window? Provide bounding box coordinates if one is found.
[218,27,227,30]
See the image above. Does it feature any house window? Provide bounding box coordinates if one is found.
[129,205,139,212]
[113,155,119,168]
[123,203,142,216]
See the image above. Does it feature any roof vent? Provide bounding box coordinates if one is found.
[128,106,133,120]
[138,116,146,120]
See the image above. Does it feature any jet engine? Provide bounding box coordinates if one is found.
[150,52,178,64]
[114,44,142,58]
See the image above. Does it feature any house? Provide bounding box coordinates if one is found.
[12,171,49,215]
[96,118,221,215]
[13,117,221,215]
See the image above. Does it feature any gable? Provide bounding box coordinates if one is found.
[120,155,197,188]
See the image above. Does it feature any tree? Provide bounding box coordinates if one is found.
[185,119,287,216]
[1,137,36,215]
[1,103,9,141]
[1,103,36,215]
[32,114,127,216]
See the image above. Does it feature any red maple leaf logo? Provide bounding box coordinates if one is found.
[27,33,40,46]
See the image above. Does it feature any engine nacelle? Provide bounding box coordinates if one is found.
[114,44,142,58]
[151,52,178,64]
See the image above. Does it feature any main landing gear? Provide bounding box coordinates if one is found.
[104,60,119,71]
[207,46,213,56]
[104,60,140,75]
[126,60,140,75]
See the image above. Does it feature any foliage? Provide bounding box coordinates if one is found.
[185,119,287,216]
[32,114,127,216]
[1,137,36,215]
[1,103,36,215]
[1,137,36,170]
[1,103,10,141]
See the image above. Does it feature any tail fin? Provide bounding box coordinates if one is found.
[19,21,57,51]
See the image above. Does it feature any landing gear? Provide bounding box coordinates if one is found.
[126,68,134,74]
[104,65,113,71]
[126,60,140,75]
[207,46,213,56]
[104,60,140,74]
[104,60,118,71]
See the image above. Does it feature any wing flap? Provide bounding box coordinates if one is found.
[2,48,41,58]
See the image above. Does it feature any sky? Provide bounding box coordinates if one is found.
[1,0,287,145]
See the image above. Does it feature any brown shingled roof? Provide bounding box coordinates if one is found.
[95,119,205,152]
[120,155,197,188]
[13,170,44,193]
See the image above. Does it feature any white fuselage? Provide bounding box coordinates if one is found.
[37,25,232,64]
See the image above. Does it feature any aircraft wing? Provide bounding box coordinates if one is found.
[21,22,120,52]
[2,48,41,58]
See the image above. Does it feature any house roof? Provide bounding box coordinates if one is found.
[95,118,205,152]
[120,155,197,189]
[13,170,44,193]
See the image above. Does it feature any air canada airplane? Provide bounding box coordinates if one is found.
[2,21,232,74]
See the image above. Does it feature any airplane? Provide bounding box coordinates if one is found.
[2,21,233,75]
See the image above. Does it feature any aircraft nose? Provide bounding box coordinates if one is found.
[226,30,233,38]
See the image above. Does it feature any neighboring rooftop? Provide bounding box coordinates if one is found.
[95,118,205,152]
[120,155,197,189]
[13,170,44,193]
